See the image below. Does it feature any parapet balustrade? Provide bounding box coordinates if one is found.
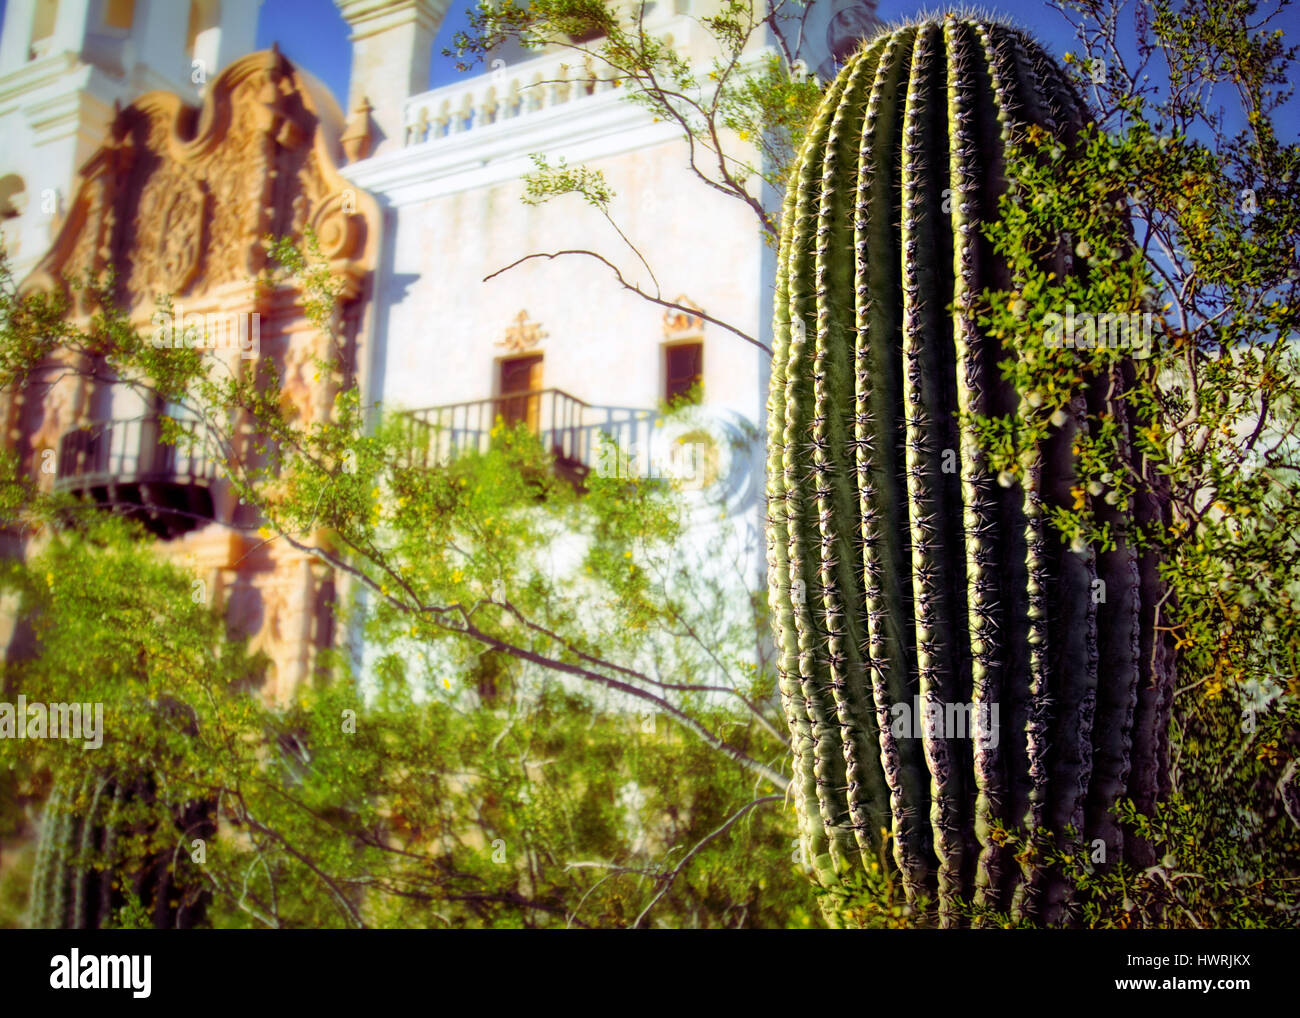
[404,50,630,146]
[401,20,694,148]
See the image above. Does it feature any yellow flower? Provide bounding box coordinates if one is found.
[442,678,452,691]
[624,551,633,559]
[257,526,272,539]
[451,569,463,583]
[45,571,54,587]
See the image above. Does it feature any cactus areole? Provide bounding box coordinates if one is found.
[766,15,1174,926]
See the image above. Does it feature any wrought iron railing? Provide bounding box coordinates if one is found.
[400,389,661,477]
[54,416,215,491]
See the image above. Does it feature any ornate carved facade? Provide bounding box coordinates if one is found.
[7,47,380,704]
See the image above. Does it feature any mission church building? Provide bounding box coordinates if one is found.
[0,0,876,701]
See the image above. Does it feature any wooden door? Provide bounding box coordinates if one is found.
[498,354,543,431]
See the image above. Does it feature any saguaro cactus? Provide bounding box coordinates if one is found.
[766,15,1174,926]
[29,771,213,929]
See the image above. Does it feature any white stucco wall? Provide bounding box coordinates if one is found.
[341,18,782,684]
[358,132,767,421]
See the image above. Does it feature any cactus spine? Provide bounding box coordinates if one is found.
[766,16,1174,926]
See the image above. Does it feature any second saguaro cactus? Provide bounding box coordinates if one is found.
[766,15,1174,926]
[29,770,213,929]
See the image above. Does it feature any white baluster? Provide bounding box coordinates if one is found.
[553,64,571,106]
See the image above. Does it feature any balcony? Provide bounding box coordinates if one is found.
[400,388,664,487]
[54,416,217,537]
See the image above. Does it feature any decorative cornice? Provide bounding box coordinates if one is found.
[497,310,547,354]
[663,297,706,339]
[0,51,84,108]
[23,86,114,147]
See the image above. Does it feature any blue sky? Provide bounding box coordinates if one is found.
[257,0,1297,141]
[253,0,482,102]
[257,0,1093,103]
[1,0,1297,116]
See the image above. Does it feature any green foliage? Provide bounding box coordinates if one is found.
[450,0,826,238]
[521,154,616,210]
[0,514,804,927]
[971,0,1300,925]
[4,0,1295,934]
[0,220,801,925]
[717,52,825,197]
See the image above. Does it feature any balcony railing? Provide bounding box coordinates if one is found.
[400,388,663,483]
[54,416,216,537]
